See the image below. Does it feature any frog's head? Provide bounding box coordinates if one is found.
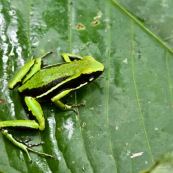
[82,56,104,72]
[81,56,104,82]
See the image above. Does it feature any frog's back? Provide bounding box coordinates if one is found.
[18,56,103,99]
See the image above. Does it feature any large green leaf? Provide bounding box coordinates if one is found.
[0,0,173,172]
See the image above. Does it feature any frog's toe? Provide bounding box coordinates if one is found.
[71,102,86,108]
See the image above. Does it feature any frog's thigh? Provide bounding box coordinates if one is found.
[25,96,45,131]
[0,97,44,130]
[51,89,73,110]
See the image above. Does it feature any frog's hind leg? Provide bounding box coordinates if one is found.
[8,51,53,89]
[1,129,52,162]
[2,129,32,162]
[0,96,52,162]
[0,97,45,130]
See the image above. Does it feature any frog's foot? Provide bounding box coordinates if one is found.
[15,136,33,144]
[27,141,45,148]
[69,102,86,114]
[71,103,86,107]
[16,137,44,148]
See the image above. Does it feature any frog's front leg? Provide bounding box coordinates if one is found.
[0,96,52,162]
[51,90,85,113]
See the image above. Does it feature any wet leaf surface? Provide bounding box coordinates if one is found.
[0,0,173,173]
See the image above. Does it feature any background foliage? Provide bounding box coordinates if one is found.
[0,0,173,172]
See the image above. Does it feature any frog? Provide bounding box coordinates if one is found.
[0,51,104,162]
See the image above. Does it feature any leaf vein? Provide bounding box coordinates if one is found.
[130,20,154,163]
[165,51,173,103]
[105,0,118,172]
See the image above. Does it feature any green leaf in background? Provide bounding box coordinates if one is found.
[1,0,173,173]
